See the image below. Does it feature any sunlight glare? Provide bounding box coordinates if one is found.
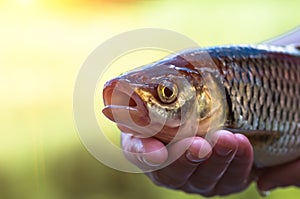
[18,0,33,6]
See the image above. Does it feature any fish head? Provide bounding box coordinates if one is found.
[102,52,225,143]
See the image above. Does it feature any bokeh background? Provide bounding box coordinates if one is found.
[1,0,300,198]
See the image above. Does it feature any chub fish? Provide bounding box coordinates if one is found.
[102,45,300,168]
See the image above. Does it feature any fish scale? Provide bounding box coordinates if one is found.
[209,45,300,167]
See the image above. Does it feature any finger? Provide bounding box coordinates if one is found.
[214,134,254,195]
[147,137,212,189]
[182,130,238,196]
[121,133,168,171]
[257,159,300,191]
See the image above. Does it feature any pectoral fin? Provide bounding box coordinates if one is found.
[224,128,281,146]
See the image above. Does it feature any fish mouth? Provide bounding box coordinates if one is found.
[102,78,150,126]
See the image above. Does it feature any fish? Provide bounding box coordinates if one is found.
[102,44,300,168]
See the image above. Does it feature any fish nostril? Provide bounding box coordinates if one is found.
[129,97,137,107]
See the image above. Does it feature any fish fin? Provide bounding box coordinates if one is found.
[224,128,281,146]
[262,27,300,46]
[293,44,300,51]
[287,43,300,51]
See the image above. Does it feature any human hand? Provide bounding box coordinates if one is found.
[256,160,300,192]
[121,130,254,197]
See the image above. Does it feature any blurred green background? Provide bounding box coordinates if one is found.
[1,0,300,198]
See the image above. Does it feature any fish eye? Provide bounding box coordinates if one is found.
[157,80,178,104]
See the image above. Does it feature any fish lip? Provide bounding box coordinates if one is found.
[102,78,149,123]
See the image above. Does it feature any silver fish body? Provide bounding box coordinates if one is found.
[102,45,300,168]
[202,45,300,167]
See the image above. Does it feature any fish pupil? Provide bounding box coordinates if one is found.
[163,87,173,98]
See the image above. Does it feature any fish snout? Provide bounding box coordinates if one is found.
[102,79,149,126]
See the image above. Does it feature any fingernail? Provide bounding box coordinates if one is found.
[140,156,161,167]
[258,189,271,197]
[215,145,233,156]
[234,134,248,156]
[199,141,212,158]
[186,141,211,163]
[257,185,273,196]
[186,151,207,163]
